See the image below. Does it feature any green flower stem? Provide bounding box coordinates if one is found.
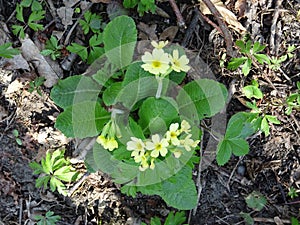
[155,76,163,99]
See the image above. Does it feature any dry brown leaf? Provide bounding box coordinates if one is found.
[199,0,247,33]
[57,7,74,29]
[137,22,158,41]
[20,37,60,88]
[159,26,179,42]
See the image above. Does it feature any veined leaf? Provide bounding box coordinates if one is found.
[252,42,266,54]
[254,53,270,64]
[260,117,270,136]
[0,43,20,58]
[55,101,110,138]
[265,115,280,124]
[50,75,101,109]
[242,58,252,76]
[242,85,263,99]
[177,79,228,120]
[103,15,137,68]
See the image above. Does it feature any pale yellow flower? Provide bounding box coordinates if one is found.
[173,149,182,158]
[97,135,118,151]
[138,154,149,171]
[180,134,200,151]
[141,48,170,75]
[146,134,169,158]
[149,158,155,170]
[151,40,168,49]
[180,120,191,134]
[165,123,180,146]
[169,50,190,72]
[126,137,145,157]
[106,137,118,151]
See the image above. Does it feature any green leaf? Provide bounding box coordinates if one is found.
[240,212,254,225]
[177,79,228,120]
[260,117,270,136]
[40,49,53,56]
[227,57,247,70]
[254,53,270,64]
[102,82,123,106]
[50,75,101,109]
[55,101,110,138]
[168,70,186,84]
[12,25,25,39]
[216,138,249,166]
[242,85,263,99]
[242,58,252,76]
[67,43,88,61]
[28,10,45,23]
[35,175,50,189]
[235,40,245,52]
[103,15,137,68]
[265,115,280,124]
[20,0,32,7]
[16,4,24,22]
[160,166,197,210]
[31,0,43,11]
[54,166,77,182]
[291,217,300,225]
[245,191,267,211]
[138,97,179,134]
[0,43,20,58]
[123,61,152,85]
[29,161,44,174]
[87,47,105,64]
[225,112,260,139]
[252,42,266,53]
[28,22,43,31]
[123,0,138,8]
[165,211,186,225]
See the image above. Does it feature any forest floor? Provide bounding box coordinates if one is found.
[0,0,300,224]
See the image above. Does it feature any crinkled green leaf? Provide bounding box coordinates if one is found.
[260,116,270,136]
[0,43,20,58]
[265,115,280,125]
[228,57,247,70]
[55,101,110,138]
[103,15,137,68]
[35,175,50,189]
[16,4,24,22]
[164,211,186,225]
[138,97,179,134]
[67,43,88,61]
[102,82,123,106]
[177,79,228,120]
[254,53,270,64]
[252,42,266,53]
[50,75,101,109]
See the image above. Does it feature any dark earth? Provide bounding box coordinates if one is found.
[0,0,300,224]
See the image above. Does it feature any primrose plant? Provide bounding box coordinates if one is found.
[50,15,231,210]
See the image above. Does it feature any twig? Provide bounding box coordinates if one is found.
[168,0,186,29]
[201,0,234,56]
[19,198,23,225]
[226,156,243,190]
[182,8,200,47]
[270,0,283,55]
[198,10,223,35]
[68,172,90,196]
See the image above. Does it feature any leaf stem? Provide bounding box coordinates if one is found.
[155,76,163,99]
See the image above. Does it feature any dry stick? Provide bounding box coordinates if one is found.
[168,0,186,29]
[270,0,284,55]
[201,0,234,57]
[182,8,200,47]
[198,10,223,35]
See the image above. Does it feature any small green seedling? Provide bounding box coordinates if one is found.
[12,129,22,146]
[245,191,267,211]
[67,33,104,64]
[40,36,62,60]
[141,211,187,225]
[243,80,280,136]
[270,45,296,70]
[28,77,45,96]
[12,0,45,39]
[286,81,300,115]
[228,40,270,76]
[34,210,61,225]
[0,43,20,58]
[291,217,300,225]
[29,149,80,196]
[123,0,156,16]
[288,187,299,199]
[79,11,102,35]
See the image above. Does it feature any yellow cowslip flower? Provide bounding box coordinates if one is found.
[151,40,169,49]
[138,154,149,171]
[180,134,200,151]
[169,49,190,72]
[173,149,182,158]
[141,48,170,75]
[149,158,155,170]
[106,137,118,151]
[180,120,191,134]
[165,123,180,146]
[96,135,107,146]
[146,134,169,158]
[126,137,145,157]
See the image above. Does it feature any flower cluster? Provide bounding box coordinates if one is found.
[96,119,120,151]
[126,120,200,171]
[141,41,191,76]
